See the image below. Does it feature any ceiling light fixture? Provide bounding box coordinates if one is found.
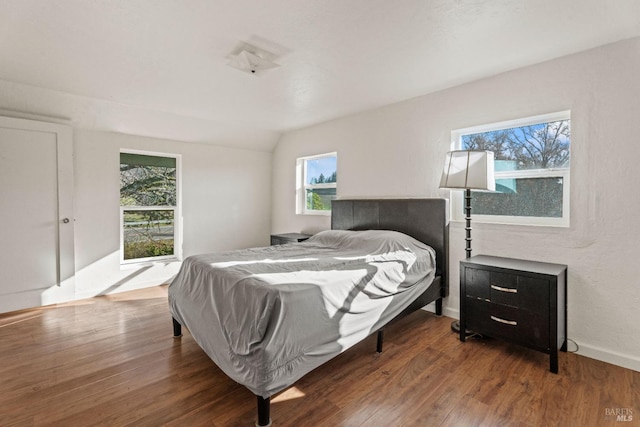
[227,42,280,75]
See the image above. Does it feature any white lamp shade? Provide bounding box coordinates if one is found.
[439,150,495,190]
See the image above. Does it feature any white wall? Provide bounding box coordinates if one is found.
[73,129,272,299]
[272,37,640,371]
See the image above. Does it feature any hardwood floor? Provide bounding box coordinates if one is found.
[1,286,638,426]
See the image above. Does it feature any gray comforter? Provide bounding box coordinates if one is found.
[168,229,436,397]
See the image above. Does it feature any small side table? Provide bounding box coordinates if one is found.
[460,255,567,373]
[270,233,312,245]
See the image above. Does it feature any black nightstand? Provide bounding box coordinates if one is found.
[270,233,312,245]
[459,255,567,373]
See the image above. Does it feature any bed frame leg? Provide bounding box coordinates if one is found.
[376,329,384,353]
[256,396,271,427]
[172,317,182,338]
[435,298,443,316]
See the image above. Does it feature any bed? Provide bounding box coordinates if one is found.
[169,198,447,426]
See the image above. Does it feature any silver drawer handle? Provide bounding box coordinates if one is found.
[491,284,517,293]
[491,315,517,326]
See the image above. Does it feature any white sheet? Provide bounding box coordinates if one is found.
[168,229,436,397]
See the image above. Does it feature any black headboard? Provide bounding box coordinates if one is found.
[331,198,448,286]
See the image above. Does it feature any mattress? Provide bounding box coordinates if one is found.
[168,229,436,397]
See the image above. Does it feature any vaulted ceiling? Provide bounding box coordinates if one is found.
[1,0,639,151]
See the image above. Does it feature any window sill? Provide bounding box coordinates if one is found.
[450,218,569,229]
[120,257,181,270]
[298,210,332,216]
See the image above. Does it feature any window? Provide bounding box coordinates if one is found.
[120,151,180,263]
[296,152,337,215]
[451,111,570,226]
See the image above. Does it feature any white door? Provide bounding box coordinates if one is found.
[0,116,74,313]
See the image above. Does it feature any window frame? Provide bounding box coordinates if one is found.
[119,149,182,264]
[296,152,337,216]
[450,111,571,227]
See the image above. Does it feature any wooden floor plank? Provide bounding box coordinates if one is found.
[0,285,638,426]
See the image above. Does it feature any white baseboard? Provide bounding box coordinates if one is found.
[74,279,168,301]
[441,306,459,319]
[420,303,458,319]
[421,305,640,373]
[0,281,75,314]
[0,289,52,314]
[576,343,640,373]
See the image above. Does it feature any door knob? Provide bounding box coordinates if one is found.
[61,218,70,224]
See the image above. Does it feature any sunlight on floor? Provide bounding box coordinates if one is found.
[102,285,169,301]
[0,308,47,328]
[272,386,306,403]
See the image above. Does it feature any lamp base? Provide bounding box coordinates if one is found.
[451,320,479,338]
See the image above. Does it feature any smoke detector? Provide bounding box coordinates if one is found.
[227,42,280,75]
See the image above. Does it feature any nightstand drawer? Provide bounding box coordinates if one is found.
[464,267,548,311]
[489,271,518,306]
[466,298,549,349]
[466,299,520,341]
